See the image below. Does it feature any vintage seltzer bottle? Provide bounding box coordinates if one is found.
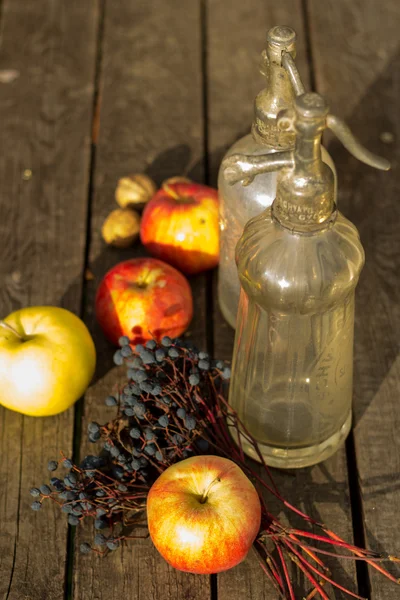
[218,26,336,329]
[223,93,390,468]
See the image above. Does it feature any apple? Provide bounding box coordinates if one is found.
[147,455,261,574]
[0,306,96,417]
[140,181,219,275]
[95,257,193,346]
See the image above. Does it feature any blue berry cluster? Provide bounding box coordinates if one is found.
[31,336,231,554]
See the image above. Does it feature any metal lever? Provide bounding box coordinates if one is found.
[327,115,390,171]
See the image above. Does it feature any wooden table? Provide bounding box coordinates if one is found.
[0,1,399,599]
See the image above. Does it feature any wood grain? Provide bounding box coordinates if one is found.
[207,0,356,597]
[0,1,98,599]
[74,1,210,599]
[308,0,400,597]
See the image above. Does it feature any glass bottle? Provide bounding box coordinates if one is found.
[223,93,390,468]
[218,26,336,329]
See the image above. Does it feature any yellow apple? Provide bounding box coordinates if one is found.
[147,455,261,574]
[0,306,96,417]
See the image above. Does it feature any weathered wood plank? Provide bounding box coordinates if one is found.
[308,1,400,597]
[0,1,99,599]
[74,2,210,599]
[207,0,357,597]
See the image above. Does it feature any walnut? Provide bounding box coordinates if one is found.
[115,174,157,209]
[101,208,141,248]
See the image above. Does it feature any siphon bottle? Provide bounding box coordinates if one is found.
[223,92,390,468]
[218,26,336,329]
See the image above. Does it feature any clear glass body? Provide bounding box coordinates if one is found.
[229,208,364,468]
[218,134,336,329]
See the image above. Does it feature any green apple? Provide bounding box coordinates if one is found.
[0,306,96,417]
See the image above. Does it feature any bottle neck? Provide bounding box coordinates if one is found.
[252,56,296,150]
[273,127,335,232]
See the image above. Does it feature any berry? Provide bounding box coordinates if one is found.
[216,360,224,369]
[89,431,101,443]
[168,348,179,359]
[185,415,197,431]
[61,504,73,513]
[129,428,141,439]
[118,484,128,492]
[189,374,200,386]
[133,402,146,417]
[96,490,106,498]
[80,455,104,470]
[144,429,156,441]
[155,348,166,362]
[139,457,148,467]
[121,345,133,358]
[134,370,147,383]
[94,533,107,546]
[117,454,127,464]
[155,451,164,462]
[199,351,209,360]
[112,466,124,479]
[158,415,169,428]
[139,381,153,393]
[159,396,171,406]
[198,360,210,371]
[113,350,124,366]
[131,459,141,471]
[140,350,156,365]
[88,422,100,434]
[106,539,120,551]
[95,518,107,530]
[50,477,64,491]
[39,484,51,496]
[129,384,141,396]
[47,460,58,472]
[221,367,231,380]
[177,407,186,419]
[31,501,42,511]
[123,408,134,417]
[30,487,40,497]
[65,473,77,486]
[146,340,157,350]
[80,543,91,554]
[96,507,107,517]
[151,385,162,396]
[63,458,73,468]
[119,335,130,347]
[105,395,118,407]
[144,444,156,456]
[110,446,120,458]
[68,515,80,526]
[128,356,143,368]
[161,336,172,347]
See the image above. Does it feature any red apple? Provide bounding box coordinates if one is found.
[140,181,219,275]
[95,258,193,346]
[147,455,261,574]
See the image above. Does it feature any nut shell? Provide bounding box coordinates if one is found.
[115,174,157,209]
[102,208,141,248]
[161,176,192,188]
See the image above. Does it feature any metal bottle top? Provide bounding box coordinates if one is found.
[224,92,390,232]
[252,26,299,149]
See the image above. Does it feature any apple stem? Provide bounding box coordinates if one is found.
[200,476,221,504]
[162,182,181,200]
[0,320,23,340]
